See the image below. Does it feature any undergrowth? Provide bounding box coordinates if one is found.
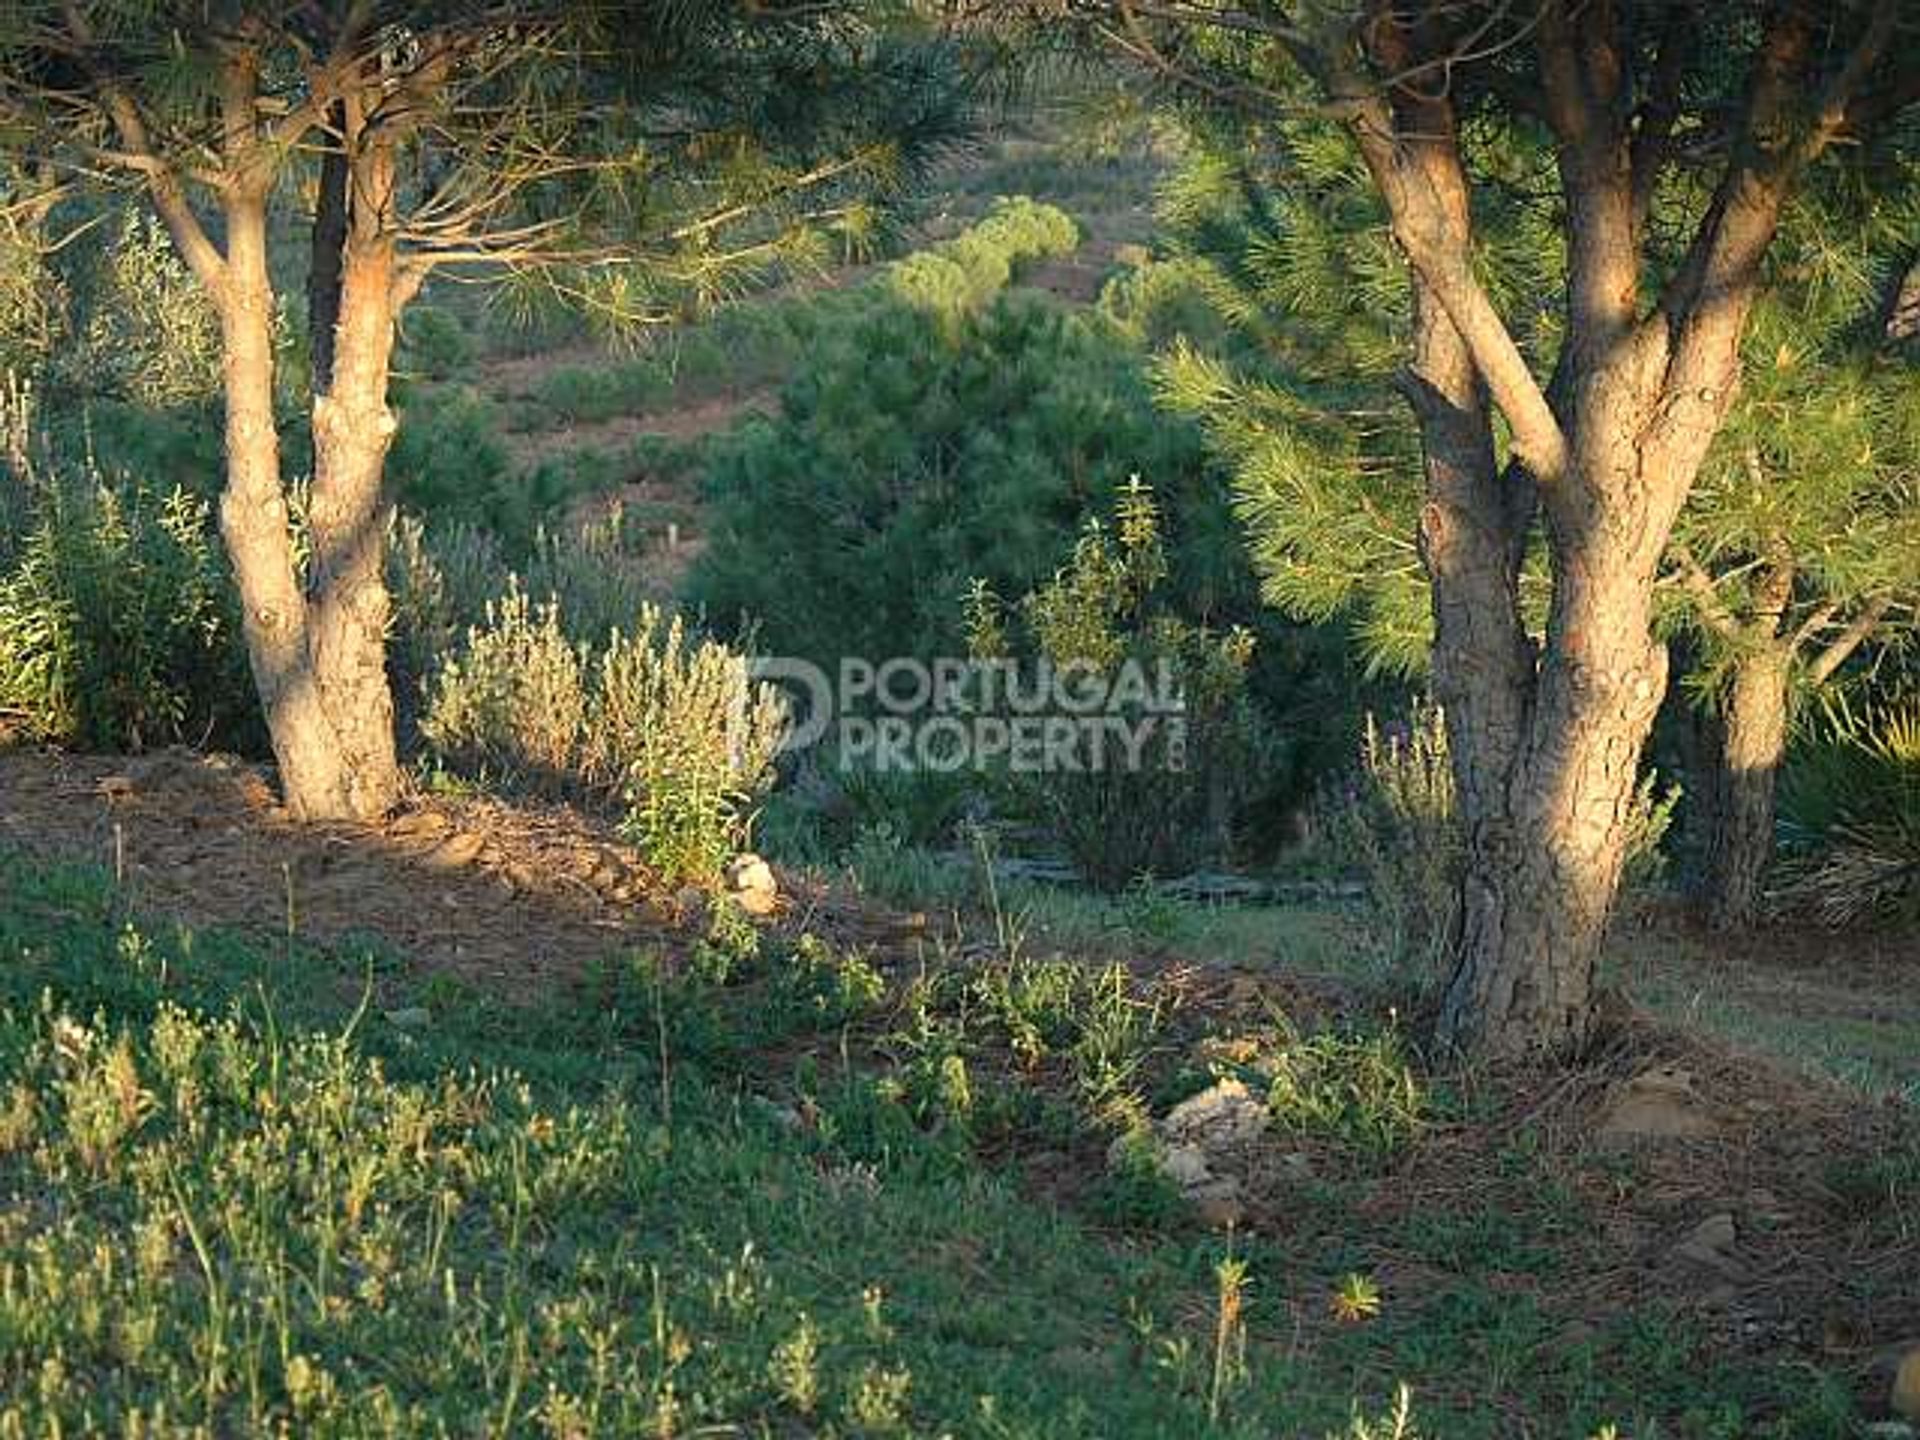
[0,847,1872,1437]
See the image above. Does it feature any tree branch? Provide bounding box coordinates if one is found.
[1330,10,1569,483]
[56,0,229,294]
[1539,0,1636,355]
[1670,544,1745,640]
[1805,595,1894,685]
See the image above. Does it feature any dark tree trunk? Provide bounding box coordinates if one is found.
[306,102,350,395]
[1702,649,1791,930]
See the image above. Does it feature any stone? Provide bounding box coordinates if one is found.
[423,831,486,871]
[1687,1212,1737,1251]
[1161,1078,1270,1151]
[724,853,778,916]
[1670,1212,1746,1279]
[1895,1347,1920,1422]
[1159,1142,1213,1187]
[388,809,453,843]
[1189,1177,1245,1229]
[1595,1065,1720,1142]
[1104,1134,1212,1188]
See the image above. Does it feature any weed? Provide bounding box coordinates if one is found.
[1262,1023,1424,1156]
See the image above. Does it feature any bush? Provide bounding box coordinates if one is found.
[421,584,788,883]
[1775,701,1920,926]
[0,462,254,751]
[71,211,223,408]
[691,293,1245,673]
[886,196,1079,320]
[418,582,586,787]
[385,386,523,538]
[589,608,789,884]
[1262,1024,1424,1156]
[1324,701,1678,972]
[395,304,478,380]
[964,481,1274,889]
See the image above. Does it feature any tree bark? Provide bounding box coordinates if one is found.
[217,180,356,818]
[1701,647,1791,930]
[307,102,350,396]
[305,110,403,818]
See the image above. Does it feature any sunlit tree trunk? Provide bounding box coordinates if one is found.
[306,104,404,817]
[217,178,356,816]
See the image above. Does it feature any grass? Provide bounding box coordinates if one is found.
[0,844,1896,1437]
[1609,929,1920,1102]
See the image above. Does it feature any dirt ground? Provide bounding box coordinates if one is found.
[0,745,915,999]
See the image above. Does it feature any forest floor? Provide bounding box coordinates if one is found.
[2,744,1916,1435]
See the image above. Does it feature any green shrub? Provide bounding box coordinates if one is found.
[421,585,788,883]
[71,211,223,408]
[589,607,789,884]
[884,195,1079,319]
[0,463,254,751]
[0,220,65,377]
[385,513,508,716]
[965,481,1274,889]
[531,358,673,425]
[691,294,1244,672]
[1776,701,1920,926]
[418,581,586,787]
[1262,1024,1424,1156]
[385,385,525,538]
[1323,701,1679,973]
[395,304,478,380]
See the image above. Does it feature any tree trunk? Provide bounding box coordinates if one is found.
[1701,648,1791,930]
[307,103,350,396]
[1435,330,1688,1059]
[1437,551,1669,1056]
[216,183,355,818]
[305,124,403,818]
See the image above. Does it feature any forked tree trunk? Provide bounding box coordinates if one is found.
[305,121,404,818]
[1437,537,1671,1054]
[216,182,356,818]
[1701,649,1791,930]
[1312,0,1878,1057]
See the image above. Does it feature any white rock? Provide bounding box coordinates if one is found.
[724,853,778,915]
[1162,1078,1270,1149]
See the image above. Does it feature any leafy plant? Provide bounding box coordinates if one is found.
[1262,1024,1423,1156]
[965,481,1273,888]
[71,210,224,408]
[421,584,787,883]
[1775,700,1920,926]
[0,463,253,750]
[592,607,789,885]
[418,581,587,787]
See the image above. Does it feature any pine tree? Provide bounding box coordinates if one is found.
[1668,181,1920,928]
[1149,117,1920,934]
[0,2,968,818]
[1060,0,1920,1056]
